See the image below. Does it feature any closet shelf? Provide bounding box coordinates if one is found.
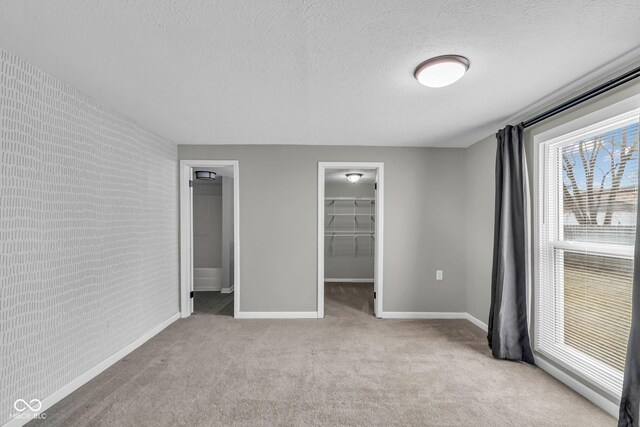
[325,197,375,201]
[326,213,374,216]
[325,232,374,237]
[325,194,375,257]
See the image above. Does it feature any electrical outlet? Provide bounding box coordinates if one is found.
[436,270,443,281]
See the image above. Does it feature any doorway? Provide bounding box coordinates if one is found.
[180,160,240,318]
[317,162,384,318]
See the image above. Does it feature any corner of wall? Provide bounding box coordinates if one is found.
[0,49,179,426]
[463,134,496,324]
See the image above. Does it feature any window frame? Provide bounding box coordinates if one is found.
[534,105,640,400]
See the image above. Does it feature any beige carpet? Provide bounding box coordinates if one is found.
[30,283,615,426]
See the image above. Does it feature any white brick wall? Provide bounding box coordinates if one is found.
[0,49,178,425]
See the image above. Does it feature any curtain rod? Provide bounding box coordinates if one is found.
[521,65,640,129]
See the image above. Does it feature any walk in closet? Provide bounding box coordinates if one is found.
[324,171,375,281]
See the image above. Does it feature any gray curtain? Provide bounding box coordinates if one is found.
[619,176,640,425]
[488,124,535,364]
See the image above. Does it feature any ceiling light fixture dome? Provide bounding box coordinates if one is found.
[346,173,363,183]
[414,55,470,88]
[195,170,216,181]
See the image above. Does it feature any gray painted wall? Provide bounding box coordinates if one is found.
[325,182,375,199]
[179,145,466,313]
[193,183,223,268]
[325,181,375,280]
[463,67,640,326]
[462,67,640,405]
[464,135,495,323]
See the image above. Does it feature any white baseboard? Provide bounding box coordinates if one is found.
[235,311,318,319]
[221,286,234,294]
[194,282,222,291]
[380,311,617,418]
[379,312,488,332]
[324,278,374,283]
[464,313,488,331]
[460,312,618,418]
[381,311,468,319]
[535,356,619,418]
[2,312,180,427]
[194,268,222,291]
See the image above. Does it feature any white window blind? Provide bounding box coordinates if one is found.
[537,109,639,398]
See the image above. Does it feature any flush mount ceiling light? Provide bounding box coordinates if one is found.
[414,55,470,88]
[195,171,216,181]
[346,173,363,183]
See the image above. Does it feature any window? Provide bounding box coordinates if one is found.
[537,108,639,397]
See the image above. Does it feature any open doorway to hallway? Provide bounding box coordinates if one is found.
[317,162,384,319]
[191,166,234,316]
[180,160,240,318]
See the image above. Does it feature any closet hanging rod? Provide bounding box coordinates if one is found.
[324,197,375,201]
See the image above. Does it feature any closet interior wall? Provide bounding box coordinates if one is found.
[324,181,375,281]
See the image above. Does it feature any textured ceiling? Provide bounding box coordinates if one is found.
[1,1,639,147]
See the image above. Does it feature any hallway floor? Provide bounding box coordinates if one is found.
[193,291,234,316]
[324,282,374,318]
[30,284,614,426]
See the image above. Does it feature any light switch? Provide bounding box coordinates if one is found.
[436,270,443,281]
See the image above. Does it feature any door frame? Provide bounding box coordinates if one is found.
[317,162,384,318]
[180,160,240,318]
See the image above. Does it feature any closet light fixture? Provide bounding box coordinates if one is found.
[346,173,363,183]
[195,171,216,181]
[414,55,470,88]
